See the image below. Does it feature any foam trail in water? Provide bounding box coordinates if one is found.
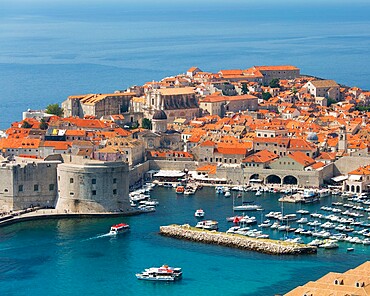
[82,233,113,241]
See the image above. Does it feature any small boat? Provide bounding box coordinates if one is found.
[215,186,224,194]
[255,190,262,196]
[319,240,339,249]
[224,191,231,197]
[195,220,218,230]
[226,215,244,222]
[109,223,130,235]
[233,204,262,211]
[297,217,308,224]
[136,265,182,281]
[296,209,310,215]
[176,186,185,194]
[347,247,355,252]
[194,209,205,218]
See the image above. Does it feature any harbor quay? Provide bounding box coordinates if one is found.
[0,207,142,227]
[160,224,317,255]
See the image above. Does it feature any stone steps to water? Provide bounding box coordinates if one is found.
[160,224,317,255]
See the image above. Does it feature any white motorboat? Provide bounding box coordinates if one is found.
[233,204,262,211]
[296,209,310,215]
[136,265,182,281]
[109,223,130,235]
[195,220,218,230]
[319,240,339,249]
[194,209,205,218]
[226,226,240,234]
[307,239,323,246]
[297,217,308,224]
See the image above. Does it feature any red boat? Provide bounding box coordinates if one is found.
[109,223,130,235]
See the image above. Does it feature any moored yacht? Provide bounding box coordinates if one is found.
[195,220,218,230]
[233,204,262,211]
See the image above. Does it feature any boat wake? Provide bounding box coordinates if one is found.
[83,233,114,241]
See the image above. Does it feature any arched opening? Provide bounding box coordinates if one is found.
[249,174,262,184]
[356,185,361,193]
[351,185,355,192]
[283,175,298,185]
[346,185,349,191]
[266,175,281,184]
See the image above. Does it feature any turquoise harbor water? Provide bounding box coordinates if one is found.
[1,187,370,295]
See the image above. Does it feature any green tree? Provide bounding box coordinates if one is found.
[45,104,63,117]
[142,118,152,130]
[327,97,337,107]
[21,120,32,128]
[355,106,370,112]
[241,83,249,95]
[262,92,272,101]
[40,118,48,130]
[269,78,280,88]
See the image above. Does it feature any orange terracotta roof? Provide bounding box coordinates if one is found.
[200,140,216,147]
[348,165,370,175]
[148,150,193,159]
[288,151,316,167]
[0,138,41,149]
[242,150,278,163]
[65,130,86,136]
[196,164,217,175]
[41,141,72,150]
[215,147,248,155]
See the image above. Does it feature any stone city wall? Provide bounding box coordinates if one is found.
[334,156,370,176]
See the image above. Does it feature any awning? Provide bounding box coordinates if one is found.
[348,175,362,182]
[153,170,186,178]
[331,175,348,182]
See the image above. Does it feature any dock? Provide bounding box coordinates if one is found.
[160,224,317,255]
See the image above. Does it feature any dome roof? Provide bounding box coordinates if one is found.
[152,110,167,120]
[306,132,318,142]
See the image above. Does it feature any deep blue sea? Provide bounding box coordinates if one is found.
[0,0,370,129]
[1,187,370,296]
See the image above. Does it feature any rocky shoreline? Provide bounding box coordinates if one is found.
[160,224,317,255]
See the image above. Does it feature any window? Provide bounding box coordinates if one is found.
[49,184,54,191]
[34,184,39,191]
[4,189,8,192]
[92,179,96,184]
[113,189,117,195]
[70,192,74,196]
[92,190,97,195]
[70,178,74,184]
[19,185,23,192]
[113,178,117,184]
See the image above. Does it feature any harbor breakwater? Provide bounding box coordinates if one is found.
[160,224,317,255]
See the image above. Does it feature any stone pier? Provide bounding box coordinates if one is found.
[160,224,317,255]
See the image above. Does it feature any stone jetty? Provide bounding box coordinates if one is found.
[160,224,317,255]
